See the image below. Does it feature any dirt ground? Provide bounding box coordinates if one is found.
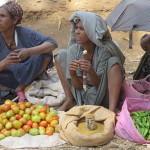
[19,0,148,78]
[0,0,149,149]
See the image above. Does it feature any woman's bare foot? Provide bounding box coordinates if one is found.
[56,99,76,111]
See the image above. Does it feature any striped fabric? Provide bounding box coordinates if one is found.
[106,0,150,31]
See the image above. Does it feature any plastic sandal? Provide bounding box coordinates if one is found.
[17,91,27,102]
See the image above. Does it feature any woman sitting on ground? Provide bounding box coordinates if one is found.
[55,11,125,113]
[133,34,150,80]
[0,1,58,101]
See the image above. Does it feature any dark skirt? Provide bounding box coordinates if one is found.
[0,54,53,89]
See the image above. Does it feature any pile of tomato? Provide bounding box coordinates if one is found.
[0,100,59,140]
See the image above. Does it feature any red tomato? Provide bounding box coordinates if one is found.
[15,114,22,120]
[32,122,39,129]
[23,125,31,133]
[40,107,47,113]
[26,120,33,127]
[45,129,53,136]
[39,121,48,128]
[52,116,59,120]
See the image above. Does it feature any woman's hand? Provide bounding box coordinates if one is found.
[79,59,100,88]
[69,60,80,76]
[79,59,92,73]
[15,48,30,61]
[3,51,21,66]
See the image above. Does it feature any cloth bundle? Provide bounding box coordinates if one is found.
[25,71,65,107]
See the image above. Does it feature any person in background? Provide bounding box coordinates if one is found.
[133,34,150,80]
[0,1,58,101]
[54,11,125,113]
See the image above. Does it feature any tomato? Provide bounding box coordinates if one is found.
[19,104,26,111]
[29,128,39,136]
[4,100,12,105]
[25,102,32,108]
[3,130,11,137]
[9,116,16,122]
[32,115,41,123]
[19,110,25,116]
[39,112,46,120]
[15,114,22,120]
[0,133,5,140]
[19,118,27,125]
[6,110,14,118]
[39,121,48,128]
[39,128,46,135]
[3,104,11,112]
[50,120,59,128]
[52,116,59,120]
[0,113,7,119]
[46,126,54,132]
[50,110,57,117]
[16,128,25,137]
[32,122,39,129]
[26,120,33,127]
[0,123,4,131]
[5,122,12,130]
[45,129,53,136]
[23,125,31,133]
[1,128,7,134]
[2,119,8,126]
[0,106,3,114]
[46,115,52,123]
[12,120,22,129]
[11,106,20,114]
[40,107,47,113]
[23,114,31,121]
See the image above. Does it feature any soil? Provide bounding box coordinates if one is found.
[19,0,148,78]
[0,0,149,149]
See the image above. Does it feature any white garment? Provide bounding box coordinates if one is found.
[25,71,65,107]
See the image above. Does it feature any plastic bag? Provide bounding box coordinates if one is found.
[115,97,150,144]
[122,75,150,100]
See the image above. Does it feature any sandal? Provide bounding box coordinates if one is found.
[17,91,27,102]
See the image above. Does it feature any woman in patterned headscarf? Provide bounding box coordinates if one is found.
[55,11,125,113]
[0,1,58,102]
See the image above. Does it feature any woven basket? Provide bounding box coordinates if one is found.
[122,75,150,100]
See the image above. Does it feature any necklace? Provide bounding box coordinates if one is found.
[7,39,14,47]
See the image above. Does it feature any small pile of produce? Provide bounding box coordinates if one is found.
[0,100,59,140]
[131,110,150,140]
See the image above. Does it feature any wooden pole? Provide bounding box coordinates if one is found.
[129,31,133,49]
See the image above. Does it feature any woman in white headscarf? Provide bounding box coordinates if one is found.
[55,11,125,113]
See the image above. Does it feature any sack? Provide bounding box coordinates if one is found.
[122,75,150,100]
[115,97,150,144]
[59,105,115,146]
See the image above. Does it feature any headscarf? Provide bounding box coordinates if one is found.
[68,10,125,65]
[1,1,23,24]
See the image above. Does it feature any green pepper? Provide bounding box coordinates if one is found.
[135,124,141,133]
[147,135,150,140]
[143,128,149,138]
[133,116,143,127]
[131,112,140,117]
[140,128,146,137]
[138,111,149,117]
